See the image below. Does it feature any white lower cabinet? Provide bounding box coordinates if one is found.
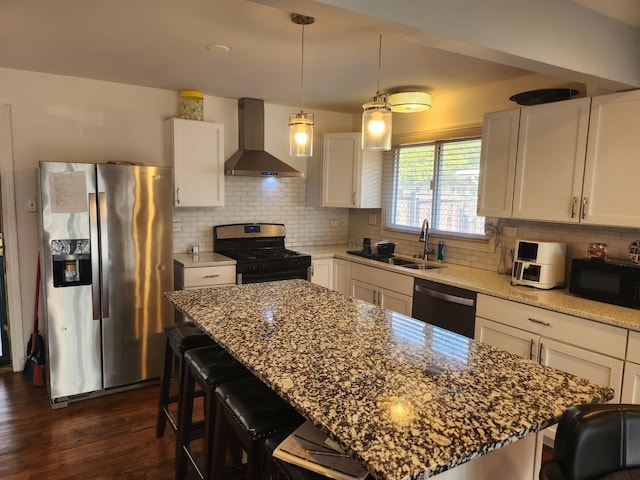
[622,330,640,403]
[475,295,625,401]
[475,317,537,359]
[540,337,623,397]
[622,362,640,403]
[310,258,333,289]
[349,263,413,316]
[173,262,236,321]
[175,264,236,290]
[333,259,351,296]
[475,293,626,474]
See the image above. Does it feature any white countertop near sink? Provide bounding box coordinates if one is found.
[174,251,236,268]
[296,244,640,333]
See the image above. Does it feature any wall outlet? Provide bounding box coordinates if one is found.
[330,219,339,227]
[27,198,37,212]
[368,213,377,225]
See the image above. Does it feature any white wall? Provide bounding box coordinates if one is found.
[392,73,584,139]
[0,67,353,370]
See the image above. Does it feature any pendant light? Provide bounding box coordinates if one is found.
[362,34,392,151]
[289,13,315,157]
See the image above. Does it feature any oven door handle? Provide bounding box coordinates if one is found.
[414,285,475,307]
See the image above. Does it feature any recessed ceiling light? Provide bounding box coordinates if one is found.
[206,44,231,53]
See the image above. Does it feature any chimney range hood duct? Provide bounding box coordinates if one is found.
[225,98,303,177]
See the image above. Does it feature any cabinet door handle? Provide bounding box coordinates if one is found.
[352,192,356,206]
[581,197,588,220]
[414,285,476,307]
[373,289,378,305]
[570,196,577,218]
[538,342,544,362]
[529,339,535,360]
[203,274,220,279]
[528,317,551,327]
[176,187,181,205]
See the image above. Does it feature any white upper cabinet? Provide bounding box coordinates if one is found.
[512,97,591,222]
[477,109,520,218]
[581,89,640,227]
[481,90,640,227]
[164,118,225,207]
[318,133,382,208]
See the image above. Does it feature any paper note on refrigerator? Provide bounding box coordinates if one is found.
[49,171,88,214]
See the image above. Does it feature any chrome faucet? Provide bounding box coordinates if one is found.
[419,218,433,261]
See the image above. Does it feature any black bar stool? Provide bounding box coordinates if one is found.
[156,322,217,438]
[211,376,305,480]
[176,345,255,480]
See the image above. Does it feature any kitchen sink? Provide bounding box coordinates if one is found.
[378,257,444,269]
[384,257,417,266]
[400,263,443,270]
[348,252,444,270]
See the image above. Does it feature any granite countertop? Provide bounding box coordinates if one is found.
[165,280,612,480]
[297,245,640,332]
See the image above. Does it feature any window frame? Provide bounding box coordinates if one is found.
[384,136,487,239]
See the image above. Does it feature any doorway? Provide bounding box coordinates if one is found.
[0,239,8,366]
[0,104,26,371]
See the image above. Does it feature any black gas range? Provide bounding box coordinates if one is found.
[213,223,311,284]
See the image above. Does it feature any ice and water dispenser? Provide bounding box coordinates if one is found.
[51,239,91,287]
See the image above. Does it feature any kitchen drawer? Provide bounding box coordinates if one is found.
[350,262,413,296]
[183,265,235,288]
[627,331,640,364]
[476,294,627,359]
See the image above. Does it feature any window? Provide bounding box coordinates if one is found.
[387,138,485,236]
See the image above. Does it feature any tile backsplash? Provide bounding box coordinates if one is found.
[350,208,640,273]
[174,178,640,275]
[173,176,349,253]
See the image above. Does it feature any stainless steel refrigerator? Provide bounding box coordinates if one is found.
[38,161,173,406]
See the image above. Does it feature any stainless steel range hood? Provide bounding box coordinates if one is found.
[225,98,303,177]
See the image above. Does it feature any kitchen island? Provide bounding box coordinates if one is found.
[165,280,613,480]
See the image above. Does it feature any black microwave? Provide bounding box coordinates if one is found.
[570,258,640,309]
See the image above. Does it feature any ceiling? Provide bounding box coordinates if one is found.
[0,0,638,114]
[572,0,640,27]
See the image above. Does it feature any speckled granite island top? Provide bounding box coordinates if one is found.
[165,280,613,480]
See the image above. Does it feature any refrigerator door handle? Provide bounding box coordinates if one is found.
[98,192,110,319]
[88,193,101,320]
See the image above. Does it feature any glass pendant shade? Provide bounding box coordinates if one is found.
[289,112,314,157]
[289,13,315,157]
[362,96,392,151]
[362,34,392,151]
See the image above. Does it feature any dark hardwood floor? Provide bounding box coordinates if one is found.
[0,368,201,480]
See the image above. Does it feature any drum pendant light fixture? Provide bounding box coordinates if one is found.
[289,13,315,157]
[388,89,432,112]
[362,34,392,151]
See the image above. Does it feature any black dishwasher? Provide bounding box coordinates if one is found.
[411,278,477,338]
